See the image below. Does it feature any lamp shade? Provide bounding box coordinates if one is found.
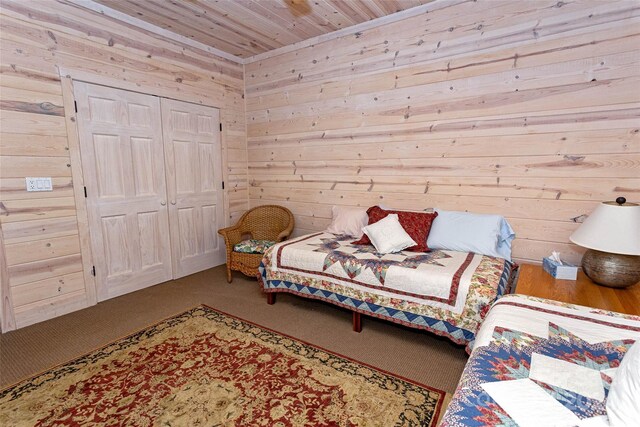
[570,201,640,256]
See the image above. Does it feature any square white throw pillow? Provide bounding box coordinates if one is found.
[607,341,640,426]
[326,205,368,238]
[362,214,416,254]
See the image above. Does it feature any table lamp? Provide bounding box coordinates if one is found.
[569,197,640,288]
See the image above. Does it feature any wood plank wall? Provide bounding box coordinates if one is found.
[0,0,247,330]
[245,0,640,265]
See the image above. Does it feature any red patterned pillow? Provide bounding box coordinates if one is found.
[352,206,438,252]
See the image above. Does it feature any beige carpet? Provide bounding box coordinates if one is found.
[1,306,448,426]
[0,265,468,395]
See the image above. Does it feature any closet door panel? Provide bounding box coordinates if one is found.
[74,82,172,301]
[137,211,164,268]
[199,143,218,191]
[92,134,125,197]
[201,205,219,253]
[177,207,199,257]
[162,98,225,278]
[130,137,156,196]
[101,215,131,276]
[173,140,197,193]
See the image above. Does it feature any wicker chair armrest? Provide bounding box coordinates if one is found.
[218,226,244,248]
[276,217,295,242]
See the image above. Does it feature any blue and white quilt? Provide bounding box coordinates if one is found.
[259,232,515,349]
[440,294,640,427]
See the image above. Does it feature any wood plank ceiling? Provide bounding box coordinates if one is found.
[94,0,434,58]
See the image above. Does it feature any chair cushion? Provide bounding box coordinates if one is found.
[233,239,276,254]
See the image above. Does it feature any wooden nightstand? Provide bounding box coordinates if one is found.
[515,264,640,315]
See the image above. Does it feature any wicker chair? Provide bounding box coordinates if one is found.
[218,205,294,283]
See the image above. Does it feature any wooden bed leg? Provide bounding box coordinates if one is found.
[352,311,362,333]
[267,293,276,305]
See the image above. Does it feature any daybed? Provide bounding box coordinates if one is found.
[258,231,516,349]
[258,205,518,348]
[440,294,640,426]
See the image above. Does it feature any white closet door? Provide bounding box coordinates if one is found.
[74,82,172,301]
[161,98,225,278]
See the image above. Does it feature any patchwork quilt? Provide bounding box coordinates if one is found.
[440,294,640,427]
[258,233,514,348]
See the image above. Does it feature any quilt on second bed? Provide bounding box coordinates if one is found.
[440,294,640,427]
[259,232,514,348]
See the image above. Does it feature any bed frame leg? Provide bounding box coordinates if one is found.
[267,293,276,305]
[352,311,362,333]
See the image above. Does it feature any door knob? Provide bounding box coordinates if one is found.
[171,201,176,205]
[160,201,166,206]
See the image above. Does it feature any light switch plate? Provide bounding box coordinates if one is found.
[25,177,53,192]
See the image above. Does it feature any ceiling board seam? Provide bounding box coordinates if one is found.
[110,1,260,54]
[266,1,336,41]
[174,1,281,53]
[236,0,319,41]
[116,0,265,55]
[319,0,358,27]
[363,0,390,17]
[245,0,466,63]
[67,0,247,64]
[68,0,463,66]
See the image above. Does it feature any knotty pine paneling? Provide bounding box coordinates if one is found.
[246,0,640,265]
[95,0,433,58]
[0,0,247,330]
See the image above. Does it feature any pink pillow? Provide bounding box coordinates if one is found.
[326,206,368,238]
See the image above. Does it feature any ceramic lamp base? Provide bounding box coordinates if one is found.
[581,249,640,288]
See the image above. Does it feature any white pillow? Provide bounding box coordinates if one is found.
[326,205,368,238]
[607,341,640,426]
[362,214,416,254]
[426,209,516,261]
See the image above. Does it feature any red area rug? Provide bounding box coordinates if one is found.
[0,306,446,426]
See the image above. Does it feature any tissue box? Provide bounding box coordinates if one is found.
[542,257,578,280]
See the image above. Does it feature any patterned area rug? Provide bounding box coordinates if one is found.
[0,306,446,426]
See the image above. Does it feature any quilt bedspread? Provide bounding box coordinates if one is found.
[440,294,640,427]
[258,233,514,348]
